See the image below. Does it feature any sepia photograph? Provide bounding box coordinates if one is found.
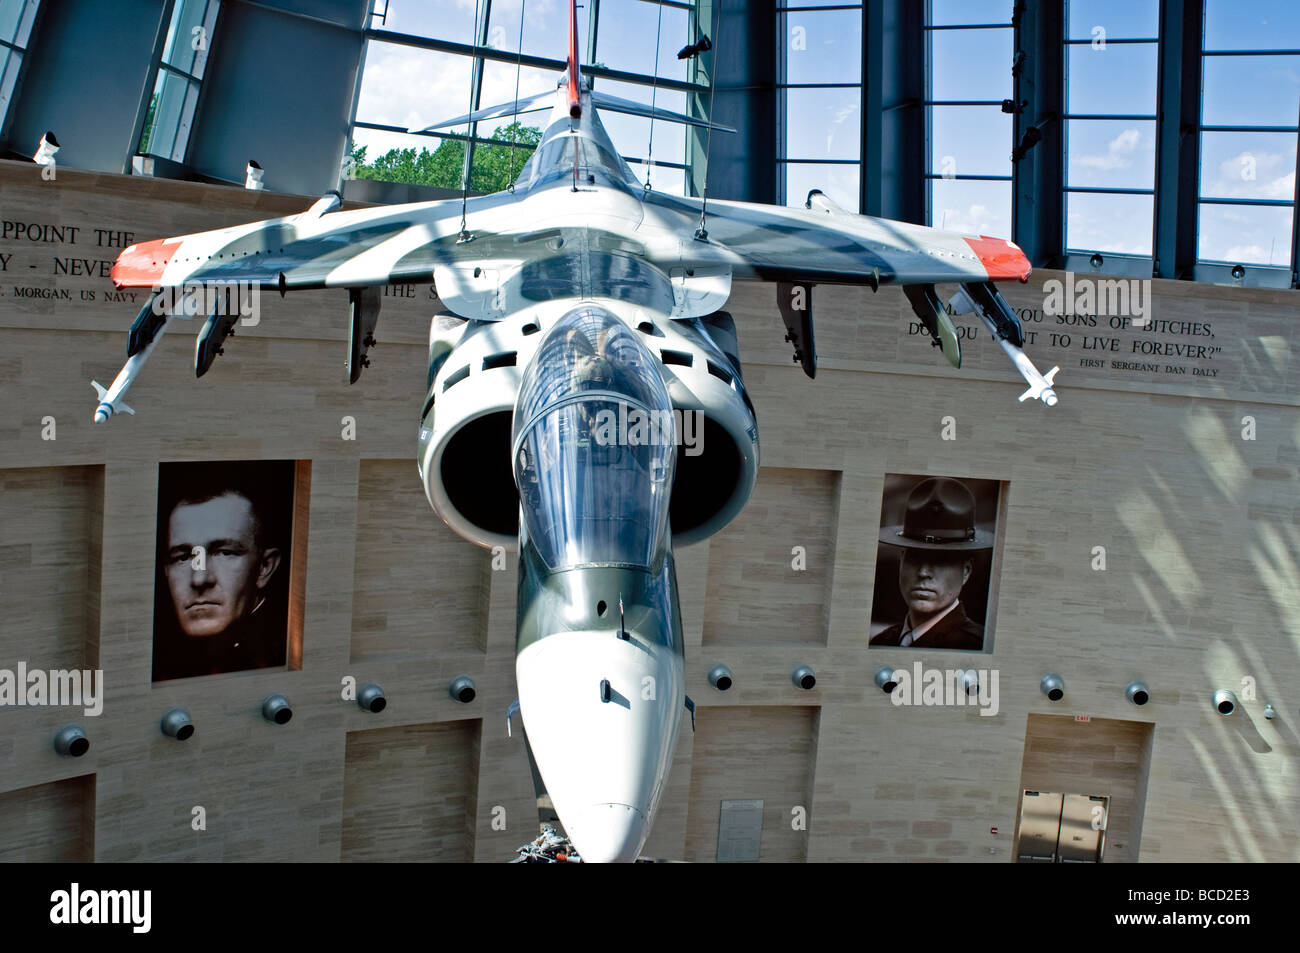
[152,460,297,682]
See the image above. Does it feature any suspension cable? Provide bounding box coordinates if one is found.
[695,0,724,241]
[457,0,482,243]
[645,2,664,191]
[507,1,527,191]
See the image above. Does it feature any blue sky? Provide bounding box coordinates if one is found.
[354,0,1300,266]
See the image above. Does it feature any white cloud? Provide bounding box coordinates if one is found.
[1222,244,1273,263]
[1066,194,1153,256]
[1205,149,1295,200]
[937,202,1010,238]
[357,44,473,133]
[1077,127,1141,172]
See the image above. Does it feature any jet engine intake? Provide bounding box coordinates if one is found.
[418,303,759,551]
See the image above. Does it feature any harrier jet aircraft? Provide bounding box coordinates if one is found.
[102,0,1054,863]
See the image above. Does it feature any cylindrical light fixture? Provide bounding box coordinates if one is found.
[160,708,194,740]
[357,683,387,713]
[1125,681,1150,706]
[53,724,89,757]
[262,694,293,724]
[33,131,59,166]
[1040,674,1065,702]
[792,666,816,691]
[874,667,898,694]
[708,665,733,691]
[449,676,476,704]
[1212,690,1237,716]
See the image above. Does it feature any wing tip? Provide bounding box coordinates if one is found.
[111,237,181,288]
[964,235,1032,283]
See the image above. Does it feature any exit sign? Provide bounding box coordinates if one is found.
[1074,715,1091,722]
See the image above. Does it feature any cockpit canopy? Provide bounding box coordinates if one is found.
[513,307,676,571]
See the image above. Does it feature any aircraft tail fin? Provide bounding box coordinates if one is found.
[567,0,581,118]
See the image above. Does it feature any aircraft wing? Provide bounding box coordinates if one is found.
[110,190,513,292]
[639,190,1031,287]
[637,188,1056,402]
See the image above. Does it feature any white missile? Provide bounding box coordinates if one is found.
[951,287,1060,407]
[92,311,169,422]
[993,331,1059,406]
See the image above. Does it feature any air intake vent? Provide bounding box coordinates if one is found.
[442,365,470,392]
[661,349,693,367]
[482,351,517,370]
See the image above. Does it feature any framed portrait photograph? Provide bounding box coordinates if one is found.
[152,460,308,682]
[868,473,1005,652]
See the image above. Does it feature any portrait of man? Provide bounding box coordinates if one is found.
[868,474,1001,651]
[152,460,296,681]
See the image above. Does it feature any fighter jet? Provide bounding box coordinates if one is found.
[102,0,1053,863]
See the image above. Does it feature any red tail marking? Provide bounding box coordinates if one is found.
[567,0,581,118]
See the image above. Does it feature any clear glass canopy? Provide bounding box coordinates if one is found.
[513,307,676,571]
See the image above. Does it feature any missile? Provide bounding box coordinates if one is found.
[93,299,168,422]
[991,330,1059,406]
[951,286,1059,407]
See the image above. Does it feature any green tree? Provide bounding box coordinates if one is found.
[139,92,160,154]
[347,122,543,192]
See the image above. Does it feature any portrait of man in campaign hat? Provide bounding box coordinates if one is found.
[868,474,1001,651]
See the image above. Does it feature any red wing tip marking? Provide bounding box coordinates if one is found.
[111,237,182,288]
[964,235,1032,282]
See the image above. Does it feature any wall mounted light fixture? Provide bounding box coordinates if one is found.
[449,676,476,703]
[357,683,387,713]
[262,694,292,724]
[161,708,194,740]
[708,665,733,691]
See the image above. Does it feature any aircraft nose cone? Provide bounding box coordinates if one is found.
[568,803,647,863]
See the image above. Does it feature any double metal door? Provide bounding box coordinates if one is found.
[1016,791,1108,862]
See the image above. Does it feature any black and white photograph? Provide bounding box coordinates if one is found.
[869,473,1002,651]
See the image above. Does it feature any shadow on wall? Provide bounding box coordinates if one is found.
[1115,404,1300,861]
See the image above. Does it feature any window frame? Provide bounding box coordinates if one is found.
[922,3,1015,236]
[350,0,705,195]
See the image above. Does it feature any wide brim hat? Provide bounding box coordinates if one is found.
[878,476,994,552]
